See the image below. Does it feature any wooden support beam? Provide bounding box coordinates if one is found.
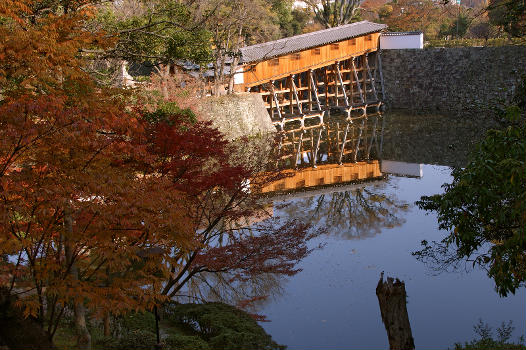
[338,122,351,165]
[372,52,379,90]
[269,88,273,118]
[353,118,365,162]
[377,51,386,100]
[309,69,322,111]
[275,132,284,167]
[308,128,314,163]
[287,76,293,115]
[291,74,303,115]
[349,58,354,105]
[332,64,339,107]
[366,115,378,160]
[295,131,303,167]
[308,70,313,112]
[361,56,368,103]
[324,67,329,109]
[379,113,385,157]
[270,81,284,126]
[335,62,350,107]
[335,122,340,158]
[365,54,378,102]
[312,127,323,168]
[352,58,365,104]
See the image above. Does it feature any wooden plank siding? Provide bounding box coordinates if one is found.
[258,161,382,193]
[240,33,381,89]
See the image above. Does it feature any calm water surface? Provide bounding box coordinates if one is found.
[258,164,526,349]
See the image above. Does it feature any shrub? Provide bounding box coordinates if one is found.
[95,329,157,350]
[164,334,211,350]
[164,302,285,350]
[453,320,526,350]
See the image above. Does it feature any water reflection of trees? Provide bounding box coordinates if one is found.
[181,272,285,318]
[172,217,323,316]
[278,181,409,239]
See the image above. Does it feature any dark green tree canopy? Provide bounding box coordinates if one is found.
[415,83,526,296]
[488,0,526,38]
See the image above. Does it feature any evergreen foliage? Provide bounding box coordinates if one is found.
[164,302,285,350]
[415,78,526,296]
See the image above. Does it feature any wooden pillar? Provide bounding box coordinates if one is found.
[324,67,329,110]
[376,273,415,350]
[338,122,350,165]
[312,127,323,168]
[270,81,283,129]
[295,131,303,167]
[377,50,386,101]
[309,69,322,111]
[366,115,378,159]
[349,58,354,106]
[291,74,303,115]
[361,56,367,104]
[365,54,378,102]
[332,64,339,107]
[352,58,365,104]
[308,70,313,112]
[268,84,274,119]
[353,118,365,162]
[335,62,349,107]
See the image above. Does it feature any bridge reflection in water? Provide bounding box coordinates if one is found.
[252,111,411,242]
[261,112,385,195]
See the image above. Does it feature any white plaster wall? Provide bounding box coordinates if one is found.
[234,66,244,85]
[381,160,423,177]
[380,34,423,49]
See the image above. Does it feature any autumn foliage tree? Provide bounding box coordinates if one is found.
[1,1,316,348]
[0,2,178,347]
[378,0,444,38]
[136,106,319,311]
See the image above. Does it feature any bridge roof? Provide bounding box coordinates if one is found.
[240,21,387,64]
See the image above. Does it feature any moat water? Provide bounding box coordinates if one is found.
[255,112,525,349]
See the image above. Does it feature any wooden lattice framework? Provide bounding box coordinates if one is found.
[248,51,385,132]
[275,112,384,169]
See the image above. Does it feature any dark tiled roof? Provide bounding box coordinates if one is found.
[382,31,422,36]
[240,21,387,63]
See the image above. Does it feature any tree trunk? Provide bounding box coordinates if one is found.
[157,65,170,100]
[375,273,415,350]
[227,27,243,94]
[103,312,111,337]
[64,207,92,350]
[227,55,239,94]
[73,302,91,350]
[103,267,112,337]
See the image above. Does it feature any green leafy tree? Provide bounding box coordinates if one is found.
[488,0,526,38]
[438,14,470,39]
[415,84,526,296]
[96,0,213,65]
[270,0,311,37]
[304,0,361,28]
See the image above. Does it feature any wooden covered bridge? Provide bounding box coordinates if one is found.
[234,21,387,132]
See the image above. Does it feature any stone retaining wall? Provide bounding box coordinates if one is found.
[381,46,526,115]
[198,93,275,139]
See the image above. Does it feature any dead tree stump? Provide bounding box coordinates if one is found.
[376,273,415,350]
